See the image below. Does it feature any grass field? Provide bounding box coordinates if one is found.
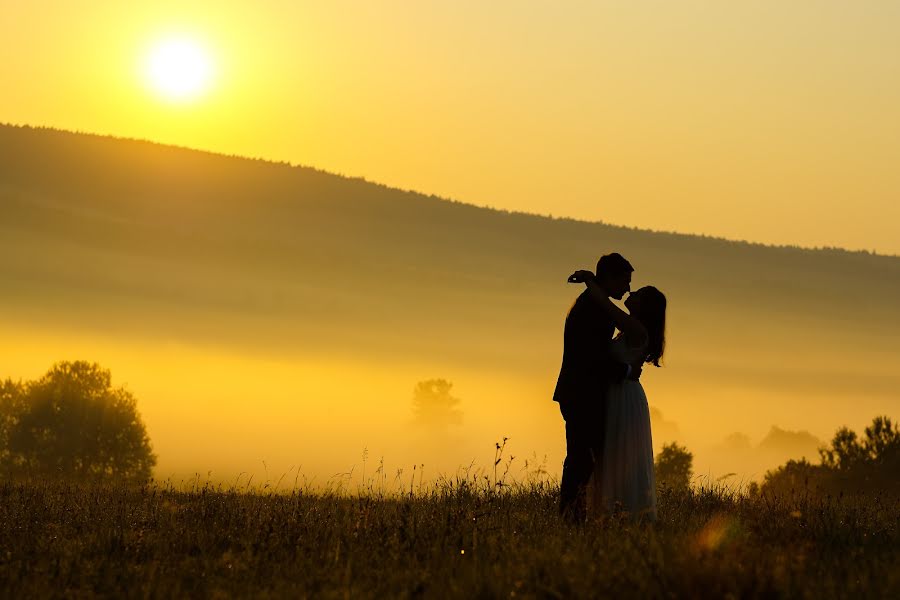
[1,477,898,599]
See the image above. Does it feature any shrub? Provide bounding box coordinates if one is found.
[655,441,693,490]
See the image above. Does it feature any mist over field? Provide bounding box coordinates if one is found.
[2,124,899,486]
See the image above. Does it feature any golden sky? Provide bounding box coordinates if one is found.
[2,0,899,254]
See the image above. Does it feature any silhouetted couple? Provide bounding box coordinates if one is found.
[554,252,667,524]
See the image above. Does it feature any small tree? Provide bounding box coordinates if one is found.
[411,379,462,428]
[1,361,156,483]
[655,442,693,491]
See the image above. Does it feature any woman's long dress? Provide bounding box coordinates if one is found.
[591,337,657,521]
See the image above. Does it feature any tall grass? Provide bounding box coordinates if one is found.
[1,472,897,599]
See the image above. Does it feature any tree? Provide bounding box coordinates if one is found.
[655,442,693,490]
[861,416,900,464]
[411,379,462,428]
[819,416,900,470]
[819,427,865,470]
[0,361,156,483]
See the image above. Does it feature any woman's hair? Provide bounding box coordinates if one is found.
[636,286,666,367]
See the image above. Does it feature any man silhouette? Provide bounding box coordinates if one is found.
[554,252,634,524]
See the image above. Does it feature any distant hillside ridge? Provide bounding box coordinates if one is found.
[3,123,892,256]
[1,123,899,417]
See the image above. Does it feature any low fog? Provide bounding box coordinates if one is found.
[0,321,884,488]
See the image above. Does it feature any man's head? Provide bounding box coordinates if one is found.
[595,253,633,300]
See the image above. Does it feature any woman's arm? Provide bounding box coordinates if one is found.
[570,270,648,347]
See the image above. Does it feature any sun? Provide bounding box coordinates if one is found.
[144,37,214,102]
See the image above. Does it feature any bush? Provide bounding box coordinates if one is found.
[655,442,693,490]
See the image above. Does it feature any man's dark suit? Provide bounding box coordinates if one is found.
[554,289,628,523]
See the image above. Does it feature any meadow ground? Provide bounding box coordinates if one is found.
[1,477,898,599]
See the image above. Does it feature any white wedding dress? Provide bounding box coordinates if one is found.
[591,336,657,522]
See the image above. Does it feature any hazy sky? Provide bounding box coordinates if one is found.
[3,1,899,254]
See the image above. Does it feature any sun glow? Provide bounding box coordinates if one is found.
[144,37,214,102]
